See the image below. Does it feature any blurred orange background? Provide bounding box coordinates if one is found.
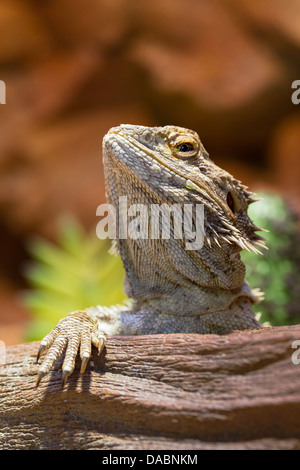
[0,0,300,345]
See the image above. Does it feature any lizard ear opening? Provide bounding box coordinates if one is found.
[226,191,235,213]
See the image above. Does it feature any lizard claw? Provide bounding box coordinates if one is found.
[62,370,72,387]
[35,310,106,386]
[36,344,46,363]
[80,356,89,374]
[36,370,46,387]
[92,332,106,355]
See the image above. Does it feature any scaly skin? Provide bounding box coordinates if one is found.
[36,125,266,386]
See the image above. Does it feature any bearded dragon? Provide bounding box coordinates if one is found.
[36,125,266,386]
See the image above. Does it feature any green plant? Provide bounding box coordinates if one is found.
[242,192,300,326]
[24,218,126,341]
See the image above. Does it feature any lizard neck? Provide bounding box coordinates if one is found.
[120,294,261,335]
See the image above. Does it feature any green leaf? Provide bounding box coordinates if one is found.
[23,217,127,340]
[242,192,300,326]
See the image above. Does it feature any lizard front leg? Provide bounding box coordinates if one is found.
[36,309,113,386]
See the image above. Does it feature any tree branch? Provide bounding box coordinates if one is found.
[1,325,300,449]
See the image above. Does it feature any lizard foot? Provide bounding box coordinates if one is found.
[36,310,105,386]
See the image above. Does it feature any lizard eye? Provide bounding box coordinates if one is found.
[172,138,199,160]
[177,143,194,152]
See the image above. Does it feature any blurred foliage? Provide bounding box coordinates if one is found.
[24,218,126,341]
[242,192,300,326]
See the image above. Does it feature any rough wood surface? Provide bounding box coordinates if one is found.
[1,325,300,450]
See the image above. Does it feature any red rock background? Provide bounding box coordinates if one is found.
[0,0,299,345]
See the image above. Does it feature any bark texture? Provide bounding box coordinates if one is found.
[1,325,300,450]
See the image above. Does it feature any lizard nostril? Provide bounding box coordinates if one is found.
[143,131,152,143]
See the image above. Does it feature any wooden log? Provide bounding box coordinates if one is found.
[1,325,300,450]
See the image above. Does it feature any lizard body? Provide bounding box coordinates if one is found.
[36,125,266,385]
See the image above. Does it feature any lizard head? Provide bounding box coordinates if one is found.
[103,124,267,256]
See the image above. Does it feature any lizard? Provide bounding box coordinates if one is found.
[36,124,266,386]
